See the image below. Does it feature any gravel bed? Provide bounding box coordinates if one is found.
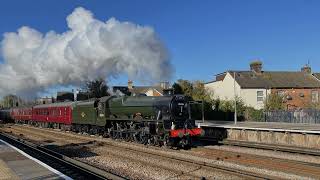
[204,145,320,164]
[91,145,239,179]
[2,125,316,179]
[2,126,238,179]
[113,142,313,180]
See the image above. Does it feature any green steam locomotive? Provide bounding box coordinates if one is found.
[72,95,203,147]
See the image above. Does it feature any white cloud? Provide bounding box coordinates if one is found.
[0,7,172,97]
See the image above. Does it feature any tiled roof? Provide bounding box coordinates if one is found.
[226,71,320,88]
[313,73,320,80]
[129,86,163,95]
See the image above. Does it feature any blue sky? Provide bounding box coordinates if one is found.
[1,0,320,88]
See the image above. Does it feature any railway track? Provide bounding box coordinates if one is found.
[2,124,285,179]
[221,139,320,156]
[104,142,275,179]
[3,124,320,179]
[0,132,125,180]
[197,146,320,178]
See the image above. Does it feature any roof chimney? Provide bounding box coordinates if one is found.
[128,80,133,89]
[160,81,170,89]
[301,64,312,74]
[250,60,263,75]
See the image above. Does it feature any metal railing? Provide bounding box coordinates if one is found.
[265,109,320,124]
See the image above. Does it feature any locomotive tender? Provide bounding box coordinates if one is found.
[9,95,203,147]
[0,109,13,123]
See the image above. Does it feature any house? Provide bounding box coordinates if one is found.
[113,81,173,96]
[36,97,54,104]
[205,61,320,110]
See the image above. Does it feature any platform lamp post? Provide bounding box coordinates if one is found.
[233,72,237,125]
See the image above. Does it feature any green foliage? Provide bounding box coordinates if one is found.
[1,94,18,108]
[174,79,193,97]
[84,78,109,98]
[0,94,32,108]
[265,93,285,111]
[192,81,212,102]
[173,79,212,102]
[245,107,264,121]
[172,79,267,121]
[215,97,246,116]
[172,83,183,94]
[172,79,214,119]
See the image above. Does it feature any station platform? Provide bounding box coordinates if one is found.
[196,120,320,149]
[0,140,68,180]
[196,120,320,134]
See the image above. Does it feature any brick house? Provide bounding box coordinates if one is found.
[205,62,320,110]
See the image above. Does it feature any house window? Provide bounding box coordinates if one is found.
[312,90,319,103]
[257,91,264,102]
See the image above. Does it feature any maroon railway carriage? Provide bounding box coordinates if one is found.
[32,102,75,125]
[11,107,32,122]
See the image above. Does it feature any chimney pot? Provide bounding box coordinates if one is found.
[250,60,263,75]
[160,81,170,89]
[301,64,312,74]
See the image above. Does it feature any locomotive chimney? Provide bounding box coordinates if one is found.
[128,80,133,89]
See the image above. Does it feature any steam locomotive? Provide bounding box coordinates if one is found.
[7,95,203,148]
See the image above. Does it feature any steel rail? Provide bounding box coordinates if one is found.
[101,141,276,180]
[221,139,320,156]
[6,125,276,179]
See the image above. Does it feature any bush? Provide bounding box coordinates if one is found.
[245,107,264,122]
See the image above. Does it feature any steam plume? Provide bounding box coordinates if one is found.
[0,7,172,97]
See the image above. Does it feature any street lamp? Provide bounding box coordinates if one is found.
[234,72,237,124]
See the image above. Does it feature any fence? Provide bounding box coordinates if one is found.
[265,109,320,124]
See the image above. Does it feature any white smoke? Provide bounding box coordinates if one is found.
[0,7,172,97]
[107,88,125,97]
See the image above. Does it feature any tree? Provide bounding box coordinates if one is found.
[217,97,246,116]
[265,93,285,111]
[175,79,193,97]
[172,79,216,119]
[172,83,183,94]
[172,79,212,102]
[1,94,19,108]
[84,78,109,98]
[192,81,212,101]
